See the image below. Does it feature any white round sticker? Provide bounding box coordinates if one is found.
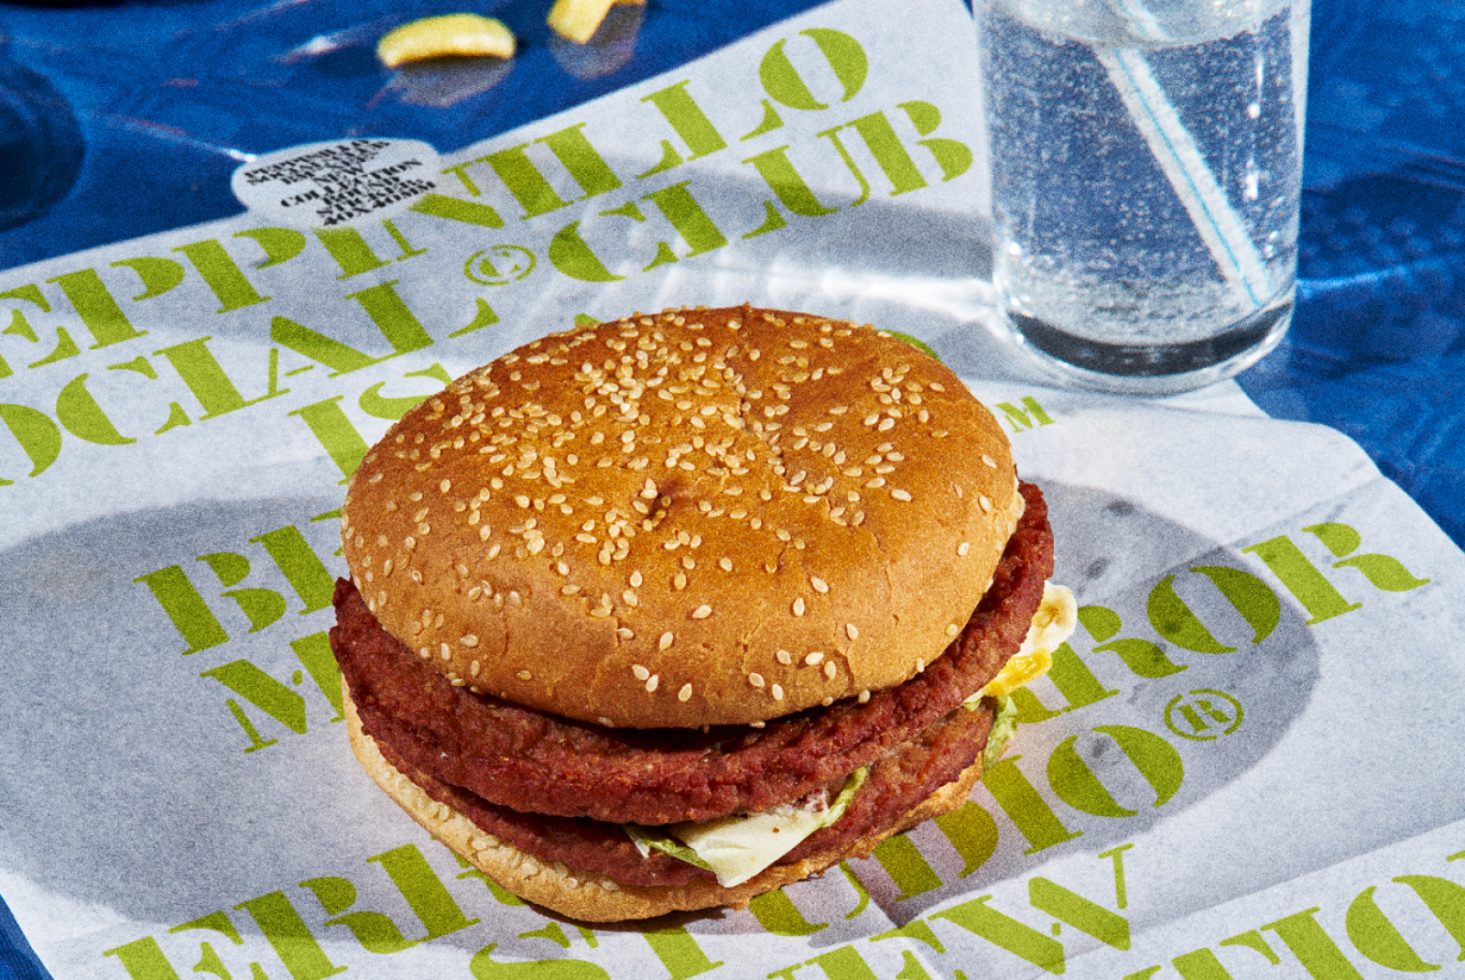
[230,138,441,227]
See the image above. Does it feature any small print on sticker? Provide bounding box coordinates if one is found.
[230,138,441,228]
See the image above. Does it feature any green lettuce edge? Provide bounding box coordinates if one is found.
[623,825,713,871]
[982,694,1019,769]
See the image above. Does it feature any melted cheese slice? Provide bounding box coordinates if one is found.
[627,769,867,887]
[665,804,832,887]
[976,582,1077,699]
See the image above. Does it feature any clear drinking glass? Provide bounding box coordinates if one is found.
[978,0,1311,393]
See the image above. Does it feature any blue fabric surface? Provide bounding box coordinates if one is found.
[0,0,1460,975]
[1238,0,1465,545]
[0,0,828,267]
[0,895,42,980]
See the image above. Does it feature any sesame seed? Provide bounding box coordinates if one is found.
[777,649,793,665]
[846,623,860,640]
[646,675,660,693]
[659,631,675,650]
[810,575,829,594]
[749,672,765,688]
[878,417,896,432]
[439,644,451,660]
[792,597,806,617]
[824,661,837,679]
[805,651,824,666]
[517,669,532,681]
[979,495,993,513]
[461,634,479,647]
[630,570,644,587]
[719,557,734,572]
[858,690,871,704]
[958,541,971,556]
[692,604,713,619]
[678,683,693,702]
[750,720,766,728]
[632,664,650,681]
[946,623,961,637]
[981,454,997,468]
[772,684,785,701]
[891,488,913,502]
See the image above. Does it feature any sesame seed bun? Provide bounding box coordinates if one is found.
[340,306,1020,728]
[344,686,987,922]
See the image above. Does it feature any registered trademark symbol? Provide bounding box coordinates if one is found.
[1163,688,1244,742]
[463,244,535,286]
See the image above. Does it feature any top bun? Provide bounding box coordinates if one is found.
[340,307,1021,728]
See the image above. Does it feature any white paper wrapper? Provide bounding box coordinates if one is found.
[1,1,1462,977]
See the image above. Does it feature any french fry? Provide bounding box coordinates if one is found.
[377,14,517,68]
[547,0,646,45]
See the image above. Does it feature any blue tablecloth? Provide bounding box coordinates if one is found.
[1,0,1460,975]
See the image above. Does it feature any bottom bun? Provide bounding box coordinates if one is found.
[343,686,985,922]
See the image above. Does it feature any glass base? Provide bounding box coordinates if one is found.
[1000,300,1293,395]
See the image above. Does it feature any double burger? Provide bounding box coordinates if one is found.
[330,306,1073,921]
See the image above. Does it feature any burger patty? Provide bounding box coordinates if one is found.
[332,481,1052,827]
[371,695,996,888]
